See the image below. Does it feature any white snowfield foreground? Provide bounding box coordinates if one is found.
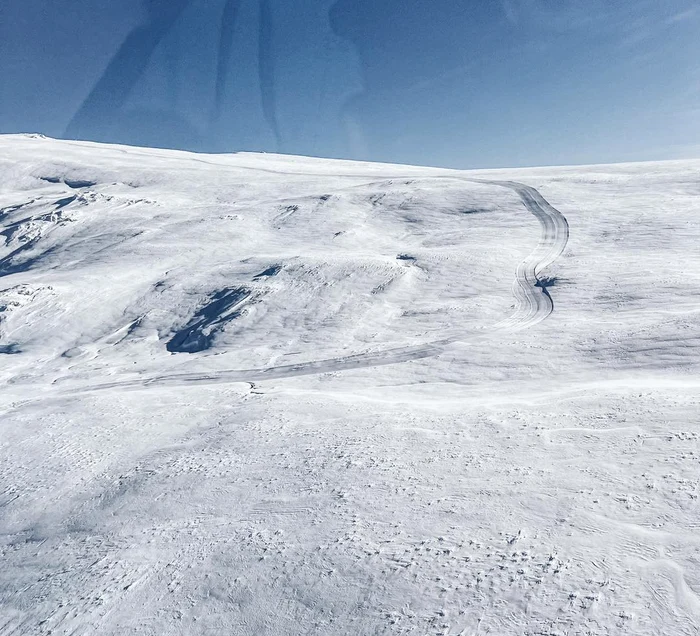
[1,135,699,636]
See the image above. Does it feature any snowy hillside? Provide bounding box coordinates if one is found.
[1,135,700,635]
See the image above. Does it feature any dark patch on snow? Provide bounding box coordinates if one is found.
[1,226,19,242]
[0,201,33,221]
[65,179,97,189]
[369,193,386,207]
[396,254,416,262]
[0,344,21,354]
[126,316,144,337]
[254,264,282,279]
[166,287,251,354]
[319,194,331,202]
[274,204,299,226]
[41,177,96,189]
[535,276,560,303]
[54,195,77,209]
[0,240,57,277]
[535,276,558,289]
[62,347,84,359]
[1,210,71,243]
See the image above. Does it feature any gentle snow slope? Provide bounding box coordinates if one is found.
[1,135,700,636]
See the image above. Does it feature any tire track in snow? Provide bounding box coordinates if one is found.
[79,177,569,390]
[482,180,570,332]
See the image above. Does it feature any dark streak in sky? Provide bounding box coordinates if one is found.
[259,0,282,150]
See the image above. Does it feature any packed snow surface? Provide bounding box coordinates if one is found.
[1,135,700,635]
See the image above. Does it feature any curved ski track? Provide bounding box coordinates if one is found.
[81,175,569,391]
[484,180,569,332]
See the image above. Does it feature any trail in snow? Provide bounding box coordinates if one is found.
[483,180,570,331]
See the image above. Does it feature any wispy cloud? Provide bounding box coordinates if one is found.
[619,26,652,49]
[503,0,612,32]
[398,62,477,96]
[500,0,519,25]
[503,0,696,37]
[619,4,700,49]
[666,6,699,25]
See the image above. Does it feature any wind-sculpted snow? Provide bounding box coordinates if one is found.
[2,136,700,636]
[121,177,569,387]
[166,287,252,353]
[0,139,569,390]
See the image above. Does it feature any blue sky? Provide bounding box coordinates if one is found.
[1,0,698,168]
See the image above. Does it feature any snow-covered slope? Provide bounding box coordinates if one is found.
[1,135,699,635]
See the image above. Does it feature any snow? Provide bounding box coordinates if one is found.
[1,134,700,635]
